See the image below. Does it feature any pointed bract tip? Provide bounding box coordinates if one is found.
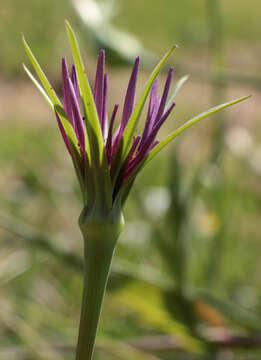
[64,19,72,31]
[22,63,28,73]
[239,94,252,101]
[61,57,68,72]
[21,32,25,39]
[166,44,178,57]
[133,56,140,69]
[98,49,105,63]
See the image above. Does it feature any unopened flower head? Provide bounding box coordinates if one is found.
[60,51,175,182]
[22,21,249,215]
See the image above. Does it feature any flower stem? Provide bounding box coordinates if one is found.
[76,212,123,360]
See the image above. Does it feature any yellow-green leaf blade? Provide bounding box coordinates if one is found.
[116,95,251,206]
[22,35,61,107]
[166,74,190,110]
[65,20,104,165]
[22,35,79,152]
[23,64,53,108]
[120,45,177,162]
[144,95,251,170]
[65,21,112,208]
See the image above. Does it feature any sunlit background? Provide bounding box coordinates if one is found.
[0,0,261,359]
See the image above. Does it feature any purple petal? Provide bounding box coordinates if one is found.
[142,102,176,156]
[139,96,160,149]
[153,68,174,126]
[121,56,140,128]
[94,50,105,125]
[106,104,119,164]
[152,102,176,133]
[138,68,174,151]
[113,57,140,150]
[68,78,85,156]
[71,64,80,103]
[124,102,176,179]
[148,139,159,151]
[55,110,71,155]
[124,139,159,181]
[148,79,159,119]
[62,58,75,130]
[126,135,141,162]
[101,73,108,137]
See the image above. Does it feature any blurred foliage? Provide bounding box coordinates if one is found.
[1,0,261,75]
[1,0,261,359]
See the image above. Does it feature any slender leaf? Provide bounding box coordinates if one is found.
[22,35,79,151]
[65,20,104,165]
[116,46,177,165]
[111,46,177,187]
[65,21,113,208]
[23,64,53,108]
[146,95,251,166]
[166,74,190,110]
[22,35,61,105]
[116,95,251,205]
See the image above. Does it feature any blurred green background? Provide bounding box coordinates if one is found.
[1,0,261,359]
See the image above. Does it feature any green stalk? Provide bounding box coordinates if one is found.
[76,208,123,360]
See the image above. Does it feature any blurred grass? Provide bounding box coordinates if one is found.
[115,0,261,46]
[1,0,261,75]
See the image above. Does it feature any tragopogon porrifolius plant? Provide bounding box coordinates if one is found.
[22,20,250,360]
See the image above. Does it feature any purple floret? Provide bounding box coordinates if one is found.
[56,51,176,183]
[60,58,85,156]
